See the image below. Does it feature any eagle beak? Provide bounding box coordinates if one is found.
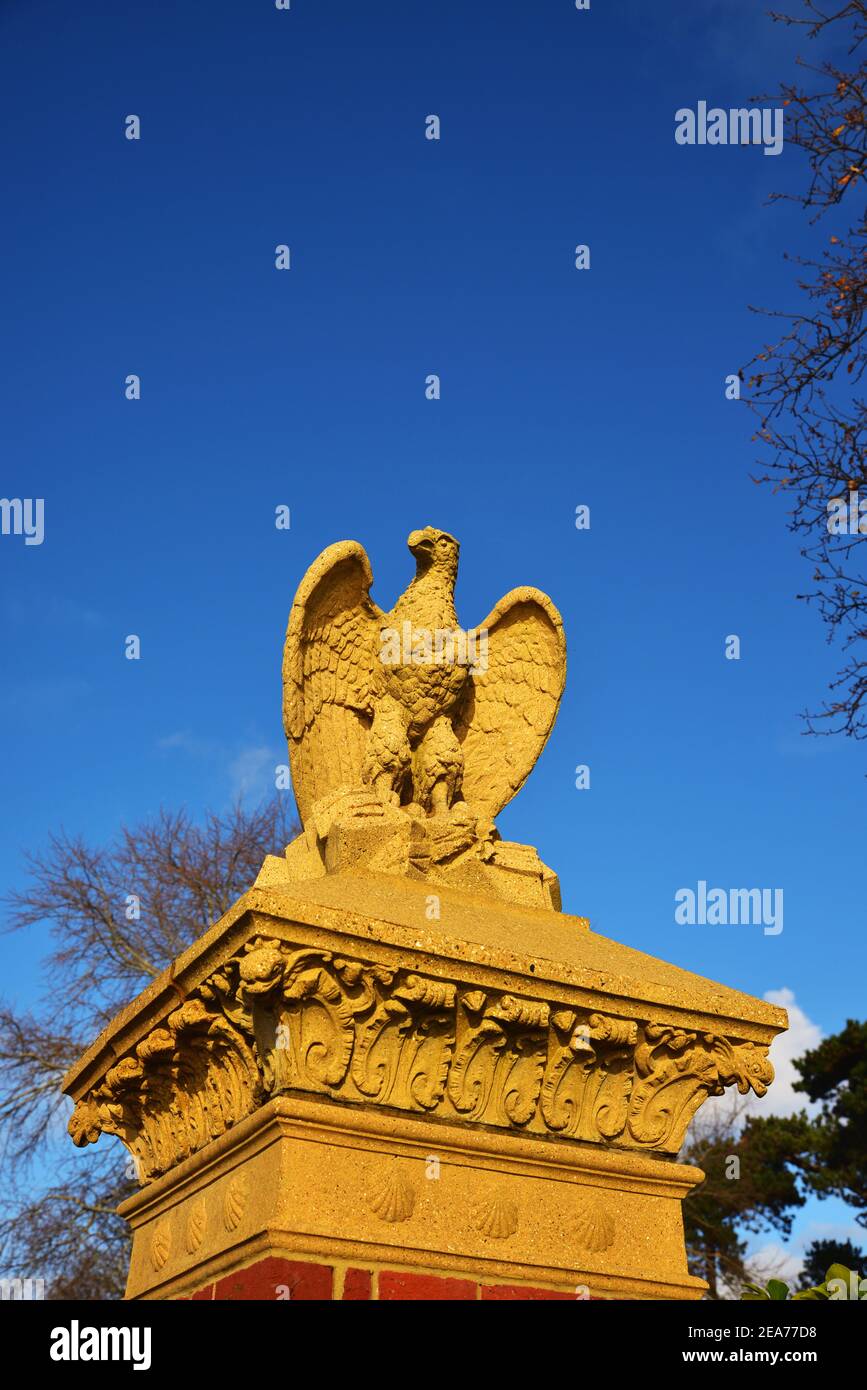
[408,529,435,558]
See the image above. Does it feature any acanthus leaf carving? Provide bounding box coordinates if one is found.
[540,1010,637,1141]
[67,936,775,1182]
[449,991,549,1126]
[626,1026,775,1150]
[68,986,263,1182]
[350,971,456,1111]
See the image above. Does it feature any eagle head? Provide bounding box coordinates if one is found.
[407,526,460,579]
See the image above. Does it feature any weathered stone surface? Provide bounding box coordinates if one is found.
[117,1094,709,1300]
[61,531,788,1299]
[280,530,567,907]
[64,873,783,1187]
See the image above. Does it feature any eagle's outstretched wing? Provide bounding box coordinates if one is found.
[455,587,566,821]
[282,540,383,826]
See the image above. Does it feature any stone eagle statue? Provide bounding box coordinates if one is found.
[282,528,566,840]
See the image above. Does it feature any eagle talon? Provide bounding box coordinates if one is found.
[374,780,400,808]
[429,781,451,817]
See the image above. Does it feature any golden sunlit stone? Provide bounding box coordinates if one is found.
[63,532,787,1300]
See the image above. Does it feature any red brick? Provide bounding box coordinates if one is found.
[213,1257,333,1301]
[379,1271,477,1301]
[342,1268,372,1300]
[481,1284,575,1300]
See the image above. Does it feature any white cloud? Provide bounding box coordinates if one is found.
[761,988,823,1118]
[744,1240,804,1288]
[156,730,211,753]
[697,987,822,1130]
[158,731,281,806]
[744,1204,866,1291]
[688,993,861,1293]
[228,744,277,803]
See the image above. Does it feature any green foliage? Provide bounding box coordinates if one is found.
[682,1104,809,1298]
[685,1016,867,1298]
[742,1265,866,1302]
[792,1020,867,1226]
[725,1016,867,1300]
[800,1237,867,1290]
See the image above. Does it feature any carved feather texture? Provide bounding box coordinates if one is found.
[455,588,566,820]
[282,541,382,824]
[283,543,566,829]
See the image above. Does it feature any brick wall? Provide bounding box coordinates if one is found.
[181,1255,582,1301]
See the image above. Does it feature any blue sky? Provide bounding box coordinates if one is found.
[1,0,864,1275]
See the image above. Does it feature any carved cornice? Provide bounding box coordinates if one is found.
[69,937,774,1182]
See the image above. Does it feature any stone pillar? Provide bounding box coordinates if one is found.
[63,870,785,1300]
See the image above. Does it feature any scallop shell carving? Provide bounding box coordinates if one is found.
[369,1168,416,1223]
[573,1200,615,1253]
[150,1222,171,1271]
[470,1195,519,1240]
[222,1173,249,1233]
[185,1199,207,1254]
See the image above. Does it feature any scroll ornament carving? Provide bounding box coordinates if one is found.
[68,937,774,1182]
[67,995,263,1184]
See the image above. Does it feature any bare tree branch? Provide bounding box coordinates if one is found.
[745,0,867,741]
[0,796,297,1299]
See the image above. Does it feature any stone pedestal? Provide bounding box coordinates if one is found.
[120,1096,705,1300]
[63,869,786,1301]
